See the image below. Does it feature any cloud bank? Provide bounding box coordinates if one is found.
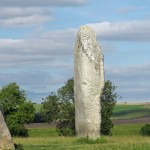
[0,7,52,27]
[1,19,150,102]
[89,20,150,41]
[0,0,88,27]
[0,19,149,68]
[106,64,150,102]
[0,0,88,7]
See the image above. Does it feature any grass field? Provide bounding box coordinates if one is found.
[33,104,42,113]
[13,124,150,150]
[14,103,150,149]
[34,103,150,120]
[112,104,150,119]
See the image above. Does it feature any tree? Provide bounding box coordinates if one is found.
[41,79,75,136]
[101,80,118,135]
[56,79,75,136]
[41,79,119,136]
[0,82,35,136]
[41,92,59,123]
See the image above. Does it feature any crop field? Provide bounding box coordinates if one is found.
[13,124,150,150]
[112,103,150,120]
[33,103,150,120]
[33,104,42,113]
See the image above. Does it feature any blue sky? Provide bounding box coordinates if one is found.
[0,0,150,103]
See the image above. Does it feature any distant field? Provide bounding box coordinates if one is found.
[33,104,42,113]
[33,103,150,120]
[14,124,150,150]
[112,104,150,120]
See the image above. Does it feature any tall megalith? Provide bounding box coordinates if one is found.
[0,110,15,150]
[74,25,104,138]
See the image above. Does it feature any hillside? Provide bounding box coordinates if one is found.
[33,103,150,125]
[112,103,150,120]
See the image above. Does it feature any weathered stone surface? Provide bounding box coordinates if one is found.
[74,25,104,138]
[0,110,15,150]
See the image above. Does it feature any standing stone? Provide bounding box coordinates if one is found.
[0,110,15,150]
[74,25,104,139]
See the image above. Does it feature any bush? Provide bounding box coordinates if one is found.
[41,79,75,136]
[6,114,29,137]
[41,79,118,136]
[56,119,75,136]
[101,80,118,135]
[140,124,150,136]
[14,143,24,150]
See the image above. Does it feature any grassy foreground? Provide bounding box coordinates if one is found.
[13,124,150,150]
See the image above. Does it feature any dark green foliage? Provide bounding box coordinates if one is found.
[41,92,59,123]
[0,82,35,137]
[0,83,26,115]
[14,143,24,150]
[6,114,29,137]
[41,79,118,136]
[140,124,150,136]
[56,103,75,136]
[56,79,75,136]
[56,119,75,136]
[101,80,118,135]
[34,112,44,123]
[41,79,75,136]
[57,78,74,103]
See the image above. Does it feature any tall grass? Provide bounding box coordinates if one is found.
[13,124,150,150]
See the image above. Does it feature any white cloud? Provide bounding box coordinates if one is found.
[0,14,50,27]
[0,29,76,68]
[106,64,150,78]
[1,19,150,69]
[88,20,150,41]
[0,7,51,27]
[115,6,139,14]
[0,0,88,27]
[0,7,51,18]
[0,0,87,7]
[0,28,76,102]
[105,64,150,102]
[0,29,76,56]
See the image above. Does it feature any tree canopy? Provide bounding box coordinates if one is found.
[0,82,35,136]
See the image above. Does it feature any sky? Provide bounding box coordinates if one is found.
[0,0,150,103]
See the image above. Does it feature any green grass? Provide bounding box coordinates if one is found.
[33,104,42,113]
[113,105,144,113]
[13,124,150,150]
[112,104,150,119]
[27,103,150,149]
[112,124,143,136]
[29,127,58,137]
